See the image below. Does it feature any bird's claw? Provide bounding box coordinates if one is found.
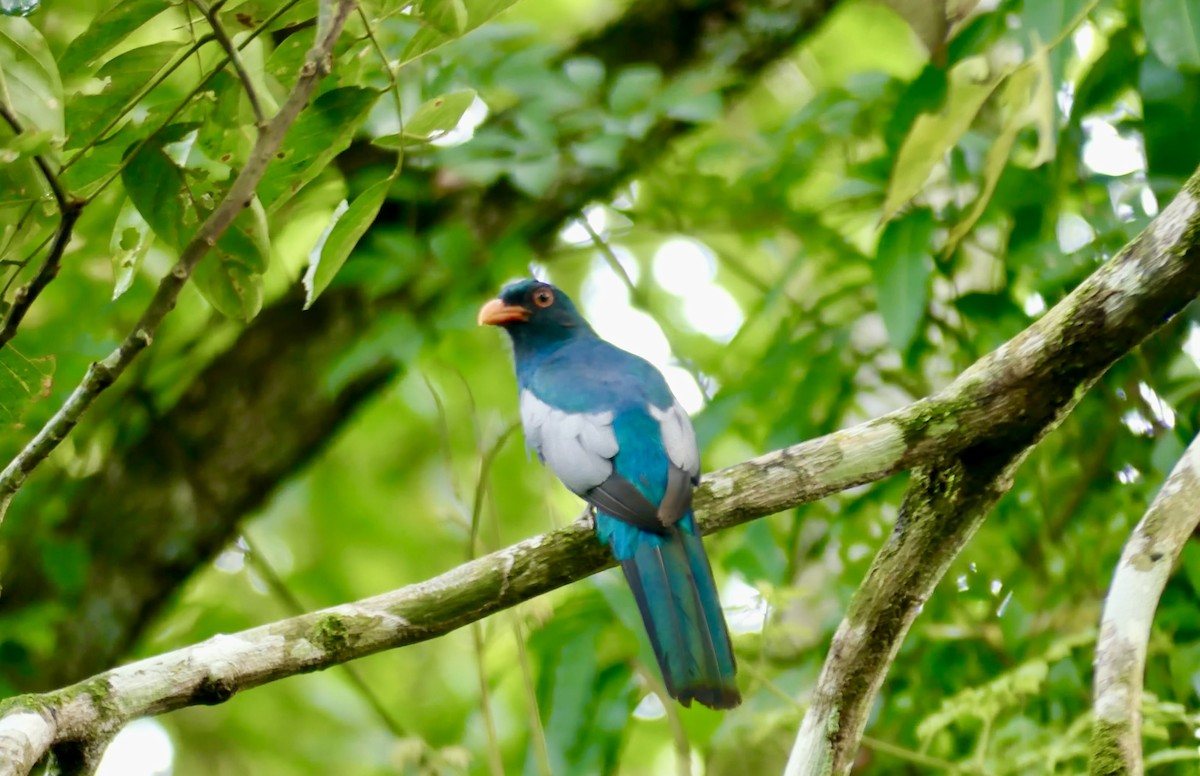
[574,505,595,531]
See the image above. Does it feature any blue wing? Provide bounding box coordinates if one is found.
[519,339,699,532]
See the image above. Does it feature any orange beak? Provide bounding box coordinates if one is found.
[477,298,531,325]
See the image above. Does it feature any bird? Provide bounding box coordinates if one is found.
[478,278,740,709]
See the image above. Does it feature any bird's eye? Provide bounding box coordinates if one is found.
[532,288,554,308]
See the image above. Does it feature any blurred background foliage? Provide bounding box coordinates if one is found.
[2,0,1200,773]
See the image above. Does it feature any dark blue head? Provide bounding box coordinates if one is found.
[478,279,595,357]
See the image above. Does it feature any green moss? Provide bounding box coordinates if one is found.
[51,677,118,722]
[0,691,52,717]
[1088,718,1130,776]
[309,614,350,654]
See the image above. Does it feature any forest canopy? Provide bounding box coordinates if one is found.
[2,0,1200,774]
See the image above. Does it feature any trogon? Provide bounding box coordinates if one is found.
[479,278,739,709]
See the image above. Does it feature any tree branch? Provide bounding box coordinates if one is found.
[1089,433,1200,775]
[3,165,1200,771]
[783,450,1040,775]
[780,167,1200,775]
[0,0,359,525]
[0,103,83,352]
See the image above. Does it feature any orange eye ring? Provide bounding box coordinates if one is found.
[532,287,555,308]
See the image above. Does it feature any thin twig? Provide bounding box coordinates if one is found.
[0,104,69,212]
[0,0,360,524]
[356,3,405,176]
[192,0,265,126]
[0,103,84,351]
[0,230,54,298]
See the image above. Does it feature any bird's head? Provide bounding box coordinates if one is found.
[478,279,593,351]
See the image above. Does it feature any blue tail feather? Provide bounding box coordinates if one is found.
[599,512,740,709]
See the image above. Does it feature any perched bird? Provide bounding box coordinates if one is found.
[479,278,740,709]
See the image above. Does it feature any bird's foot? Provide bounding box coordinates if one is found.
[574,505,595,531]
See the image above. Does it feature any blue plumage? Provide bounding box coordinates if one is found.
[479,278,740,709]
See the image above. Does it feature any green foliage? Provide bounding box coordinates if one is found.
[3,0,1200,774]
[303,175,393,307]
[0,346,52,422]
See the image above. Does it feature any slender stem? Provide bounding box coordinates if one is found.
[0,103,83,351]
[0,104,69,212]
[356,3,406,176]
[192,0,265,126]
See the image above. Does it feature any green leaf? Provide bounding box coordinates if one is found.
[0,17,63,138]
[194,196,271,320]
[508,153,559,197]
[659,78,723,122]
[418,0,470,36]
[192,253,264,321]
[373,89,478,147]
[563,57,605,93]
[60,122,135,198]
[399,0,521,67]
[215,196,272,275]
[303,177,391,309]
[874,208,934,352]
[882,56,1000,221]
[257,87,381,213]
[59,0,168,77]
[109,197,155,300]
[121,124,197,250]
[570,134,625,169]
[218,0,318,34]
[0,126,51,158]
[66,42,180,151]
[121,124,269,320]
[1143,0,1200,71]
[405,89,477,139]
[608,66,661,115]
[0,346,53,423]
[943,65,1039,257]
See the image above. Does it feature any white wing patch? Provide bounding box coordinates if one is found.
[649,400,699,477]
[520,390,618,494]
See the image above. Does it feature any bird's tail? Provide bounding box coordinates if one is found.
[612,514,740,709]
